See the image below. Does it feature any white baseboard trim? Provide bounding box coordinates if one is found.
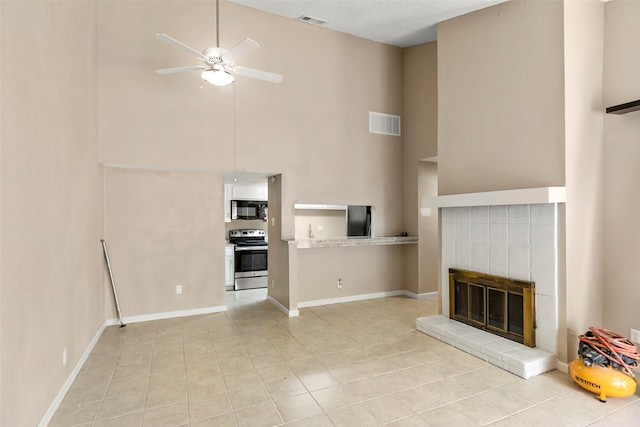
[298,290,406,308]
[105,305,227,326]
[403,290,438,300]
[38,322,106,427]
[267,295,299,317]
[556,361,569,373]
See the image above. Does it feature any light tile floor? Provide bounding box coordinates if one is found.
[50,290,640,426]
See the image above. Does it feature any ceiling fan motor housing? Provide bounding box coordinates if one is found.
[202,47,227,65]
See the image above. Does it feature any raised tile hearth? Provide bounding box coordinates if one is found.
[417,315,556,379]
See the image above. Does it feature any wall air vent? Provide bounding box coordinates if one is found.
[297,15,328,26]
[369,112,401,137]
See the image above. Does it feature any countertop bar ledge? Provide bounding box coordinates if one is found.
[289,236,418,249]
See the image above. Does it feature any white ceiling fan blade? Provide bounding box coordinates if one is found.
[223,38,260,63]
[156,65,207,75]
[155,33,207,61]
[233,66,283,83]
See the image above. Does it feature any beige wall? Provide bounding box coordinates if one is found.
[104,168,225,317]
[603,0,640,337]
[403,42,438,233]
[267,175,291,310]
[437,0,566,195]
[403,42,438,295]
[0,2,103,425]
[294,209,347,239]
[296,245,407,303]
[562,0,604,362]
[98,0,405,244]
[98,0,408,317]
[418,162,439,296]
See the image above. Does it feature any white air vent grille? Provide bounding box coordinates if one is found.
[297,15,328,25]
[369,112,401,136]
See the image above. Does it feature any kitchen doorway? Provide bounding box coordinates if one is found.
[223,171,271,307]
[225,288,268,309]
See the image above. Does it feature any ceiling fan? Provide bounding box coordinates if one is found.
[155,0,283,86]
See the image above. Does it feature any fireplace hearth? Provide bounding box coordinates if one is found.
[449,268,535,347]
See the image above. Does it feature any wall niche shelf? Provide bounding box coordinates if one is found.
[606,99,640,114]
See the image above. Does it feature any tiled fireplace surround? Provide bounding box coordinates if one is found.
[417,201,562,379]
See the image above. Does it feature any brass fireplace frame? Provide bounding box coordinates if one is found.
[449,268,536,348]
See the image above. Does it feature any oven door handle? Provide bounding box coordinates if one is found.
[234,246,268,251]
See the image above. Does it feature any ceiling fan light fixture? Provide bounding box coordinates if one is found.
[201,67,234,86]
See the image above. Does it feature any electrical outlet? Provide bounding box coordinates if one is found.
[318,225,324,231]
[630,328,640,344]
[271,280,275,288]
[176,285,182,295]
[62,348,67,366]
[337,278,343,289]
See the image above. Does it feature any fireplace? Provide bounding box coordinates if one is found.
[417,198,562,378]
[449,268,536,347]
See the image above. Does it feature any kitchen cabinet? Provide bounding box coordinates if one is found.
[294,203,347,210]
[225,244,234,291]
[224,185,233,222]
[232,185,267,201]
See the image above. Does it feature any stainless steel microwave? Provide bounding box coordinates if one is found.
[231,200,268,220]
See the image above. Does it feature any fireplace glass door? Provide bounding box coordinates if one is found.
[449,269,535,347]
[487,288,506,330]
[469,284,485,324]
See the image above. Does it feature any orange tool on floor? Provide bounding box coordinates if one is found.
[570,327,639,402]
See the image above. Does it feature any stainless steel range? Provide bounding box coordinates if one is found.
[229,229,268,290]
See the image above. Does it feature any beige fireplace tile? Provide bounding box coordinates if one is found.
[531,223,555,247]
[490,223,509,244]
[455,207,472,223]
[455,221,471,242]
[508,244,530,278]
[534,318,558,353]
[461,330,503,351]
[489,243,509,275]
[490,205,509,223]
[501,348,556,379]
[471,206,490,223]
[455,242,472,267]
[471,243,490,271]
[531,204,556,224]
[480,338,523,360]
[535,294,557,321]
[442,208,455,223]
